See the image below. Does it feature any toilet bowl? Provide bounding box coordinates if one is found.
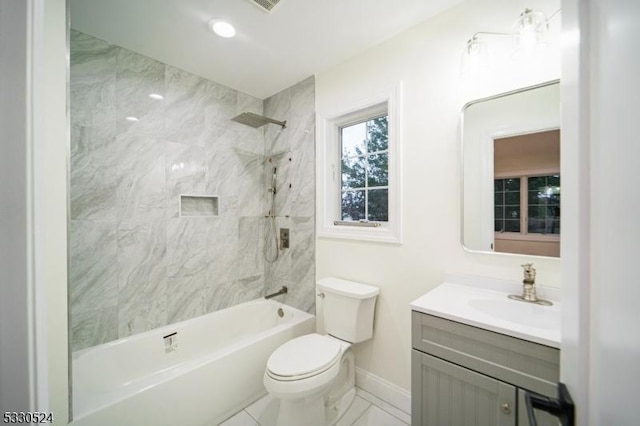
[264,334,355,426]
[263,278,378,426]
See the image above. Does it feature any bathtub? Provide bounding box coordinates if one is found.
[71,299,314,426]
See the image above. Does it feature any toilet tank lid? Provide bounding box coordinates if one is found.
[317,277,379,299]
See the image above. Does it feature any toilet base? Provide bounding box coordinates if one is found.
[326,387,356,425]
[274,386,356,426]
[277,396,326,426]
[269,348,356,426]
[325,350,356,425]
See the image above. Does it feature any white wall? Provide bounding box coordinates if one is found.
[316,0,561,391]
[561,1,640,424]
[0,0,35,412]
[40,0,70,422]
[583,0,640,423]
[0,0,69,422]
[559,0,591,422]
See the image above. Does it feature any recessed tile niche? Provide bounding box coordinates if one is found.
[180,195,219,217]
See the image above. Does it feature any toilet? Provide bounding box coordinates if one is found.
[263,277,379,426]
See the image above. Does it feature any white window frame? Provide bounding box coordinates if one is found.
[317,83,402,243]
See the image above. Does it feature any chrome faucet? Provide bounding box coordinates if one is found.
[521,263,537,301]
[508,263,553,306]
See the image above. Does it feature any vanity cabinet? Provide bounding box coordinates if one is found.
[411,311,560,426]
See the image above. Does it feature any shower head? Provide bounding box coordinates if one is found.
[231,112,287,129]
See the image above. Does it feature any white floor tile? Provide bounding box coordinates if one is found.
[352,405,409,426]
[336,396,371,426]
[238,387,410,426]
[244,393,279,426]
[217,410,259,426]
[355,389,411,424]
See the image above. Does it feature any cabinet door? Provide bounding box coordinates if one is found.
[517,389,561,426]
[412,350,516,426]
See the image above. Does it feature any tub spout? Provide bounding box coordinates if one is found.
[265,286,288,300]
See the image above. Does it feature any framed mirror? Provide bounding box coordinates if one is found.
[462,80,560,257]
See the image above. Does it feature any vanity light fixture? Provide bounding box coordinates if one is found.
[208,19,236,38]
[461,8,560,75]
[512,9,549,54]
[461,34,501,76]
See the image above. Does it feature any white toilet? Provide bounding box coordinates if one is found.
[263,277,379,426]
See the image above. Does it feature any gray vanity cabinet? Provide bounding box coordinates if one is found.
[413,350,517,425]
[411,311,560,426]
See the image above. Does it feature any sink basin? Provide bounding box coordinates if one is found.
[410,281,561,347]
[468,298,560,330]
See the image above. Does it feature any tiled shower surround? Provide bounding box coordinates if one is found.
[70,30,315,351]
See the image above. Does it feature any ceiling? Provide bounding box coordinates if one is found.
[70,0,466,99]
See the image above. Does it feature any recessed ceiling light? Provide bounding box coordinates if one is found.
[125,116,139,122]
[208,19,236,38]
[149,93,164,100]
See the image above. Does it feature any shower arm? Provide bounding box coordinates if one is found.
[262,117,287,129]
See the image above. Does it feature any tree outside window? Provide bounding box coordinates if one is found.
[340,115,389,222]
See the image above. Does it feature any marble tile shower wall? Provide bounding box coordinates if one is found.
[69,30,316,351]
[263,77,316,313]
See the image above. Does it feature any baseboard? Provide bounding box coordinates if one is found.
[355,367,411,416]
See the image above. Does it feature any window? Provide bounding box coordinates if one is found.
[340,115,389,222]
[317,83,402,243]
[494,178,521,233]
[494,174,560,235]
[527,175,560,234]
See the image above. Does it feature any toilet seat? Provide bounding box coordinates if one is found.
[266,334,342,381]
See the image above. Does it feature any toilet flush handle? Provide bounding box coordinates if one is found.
[317,292,325,298]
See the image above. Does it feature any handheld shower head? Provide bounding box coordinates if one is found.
[267,166,277,195]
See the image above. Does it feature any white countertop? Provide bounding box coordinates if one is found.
[410,280,561,348]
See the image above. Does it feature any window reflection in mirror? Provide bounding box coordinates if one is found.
[493,129,560,257]
[462,81,560,257]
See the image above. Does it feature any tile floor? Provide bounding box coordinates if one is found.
[218,388,410,426]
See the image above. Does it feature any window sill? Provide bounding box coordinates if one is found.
[495,233,560,242]
[318,223,402,244]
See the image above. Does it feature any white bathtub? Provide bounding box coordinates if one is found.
[71,299,314,426]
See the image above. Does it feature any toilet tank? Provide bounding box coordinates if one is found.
[317,277,379,343]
